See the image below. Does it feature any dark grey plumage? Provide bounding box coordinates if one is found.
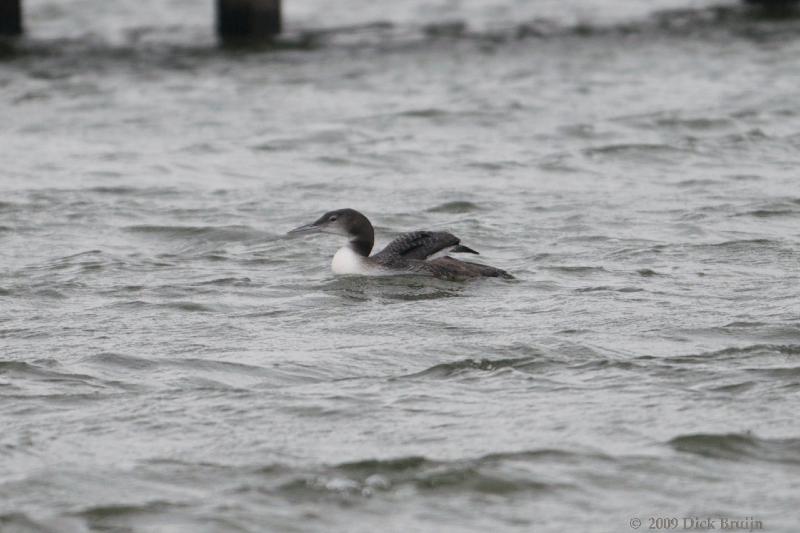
[373,231,466,261]
[420,257,513,279]
[372,230,510,279]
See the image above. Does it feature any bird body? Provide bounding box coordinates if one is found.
[289,208,512,280]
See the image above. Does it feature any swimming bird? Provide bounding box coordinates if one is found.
[288,208,512,279]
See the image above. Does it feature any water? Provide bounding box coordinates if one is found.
[2,0,800,531]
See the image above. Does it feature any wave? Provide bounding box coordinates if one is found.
[583,142,692,162]
[711,344,800,356]
[734,199,800,218]
[607,239,794,263]
[574,286,643,293]
[0,359,123,396]
[426,201,481,214]
[86,185,181,197]
[195,277,252,286]
[668,432,800,464]
[401,356,549,379]
[541,265,608,274]
[277,449,587,498]
[81,352,160,371]
[0,360,97,382]
[656,344,800,365]
[124,224,267,243]
[74,501,177,520]
[80,353,331,388]
[16,250,146,281]
[105,299,223,313]
[704,238,779,248]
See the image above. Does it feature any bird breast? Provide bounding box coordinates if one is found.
[331,246,369,275]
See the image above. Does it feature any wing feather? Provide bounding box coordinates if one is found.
[374,231,461,261]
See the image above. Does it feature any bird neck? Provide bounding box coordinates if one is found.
[348,216,374,257]
[349,235,373,257]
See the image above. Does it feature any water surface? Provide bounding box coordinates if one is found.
[2,1,800,531]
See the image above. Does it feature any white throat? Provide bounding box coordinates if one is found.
[331,245,368,275]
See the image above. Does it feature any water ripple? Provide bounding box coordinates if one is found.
[668,433,800,464]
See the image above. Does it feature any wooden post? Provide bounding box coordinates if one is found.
[0,0,23,36]
[217,0,281,43]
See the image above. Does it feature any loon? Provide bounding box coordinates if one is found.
[288,208,513,279]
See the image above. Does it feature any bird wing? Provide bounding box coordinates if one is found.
[374,231,463,261]
[427,257,513,279]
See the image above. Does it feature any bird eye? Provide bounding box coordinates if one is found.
[329,216,337,221]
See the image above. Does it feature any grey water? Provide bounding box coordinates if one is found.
[2,0,800,531]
